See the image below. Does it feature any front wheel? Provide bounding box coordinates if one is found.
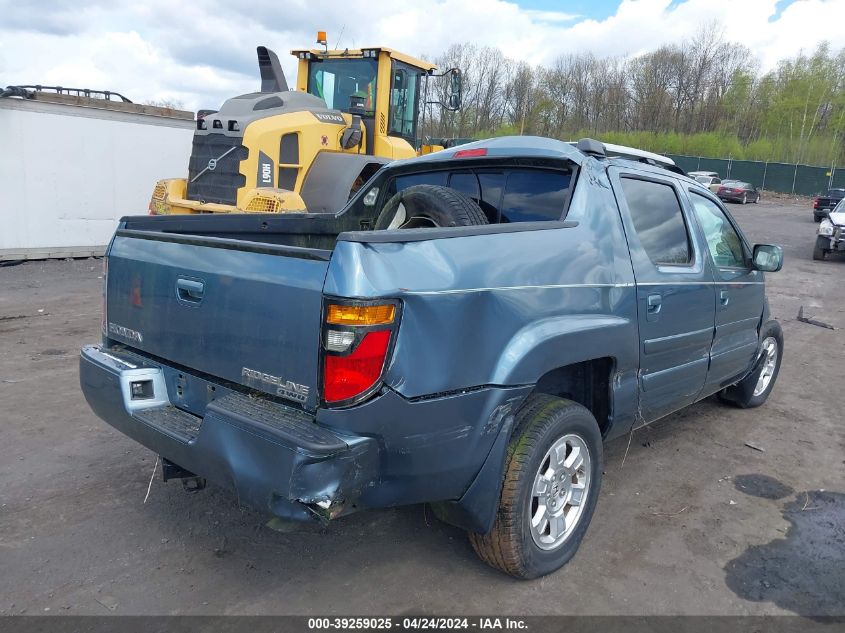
[469,395,603,579]
[719,321,783,408]
[813,243,828,260]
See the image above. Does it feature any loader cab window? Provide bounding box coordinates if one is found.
[388,62,422,144]
[308,58,377,115]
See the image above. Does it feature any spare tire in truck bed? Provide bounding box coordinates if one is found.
[374,184,489,230]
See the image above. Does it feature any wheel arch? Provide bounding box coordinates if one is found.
[490,314,637,439]
[529,357,616,438]
[299,152,389,213]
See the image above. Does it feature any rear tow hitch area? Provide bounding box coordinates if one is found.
[300,497,345,525]
[162,457,207,492]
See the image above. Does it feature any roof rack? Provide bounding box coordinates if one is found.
[570,138,676,166]
[602,142,676,167]
[0,85,133,103]
[570,138,685,175]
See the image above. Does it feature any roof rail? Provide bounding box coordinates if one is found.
[568,139,676,167]
[602,142,676,167]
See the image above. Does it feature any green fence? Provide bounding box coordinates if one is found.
[666,154,845,196]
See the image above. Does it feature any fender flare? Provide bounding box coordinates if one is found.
[299,153,389,213]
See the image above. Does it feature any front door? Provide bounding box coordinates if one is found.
[611,169,716,423]
[685,189,763,394]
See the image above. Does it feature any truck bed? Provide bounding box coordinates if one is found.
[121,212,353,251]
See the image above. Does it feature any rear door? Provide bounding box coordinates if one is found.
[610,168,716,422]
[685,189,763,393]
[105,231,331,411]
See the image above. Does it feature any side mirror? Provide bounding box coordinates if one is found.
[448,69,462,110]
[348,94,366,116]
[752,244,783,272]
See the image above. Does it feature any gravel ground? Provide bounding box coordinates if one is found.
[0,197,842,617]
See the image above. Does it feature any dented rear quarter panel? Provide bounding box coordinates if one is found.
[325,159,640,439]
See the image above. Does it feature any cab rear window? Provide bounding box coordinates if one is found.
[389,168,571,223]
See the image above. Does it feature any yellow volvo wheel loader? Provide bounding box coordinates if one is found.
[149,33,461,215]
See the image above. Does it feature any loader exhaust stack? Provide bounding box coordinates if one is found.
[257,46,288,93]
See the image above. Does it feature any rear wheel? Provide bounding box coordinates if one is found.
[741,193,747,204]
[468,394,602,579]
[719,321,783,408]
[374,184,488,230]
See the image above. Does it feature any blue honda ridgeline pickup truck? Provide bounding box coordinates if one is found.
[80,137,784,578]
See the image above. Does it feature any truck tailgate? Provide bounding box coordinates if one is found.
[105,230,330,411]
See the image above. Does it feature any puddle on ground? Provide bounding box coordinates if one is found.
[734,474,794,500]
[725,488,845,617]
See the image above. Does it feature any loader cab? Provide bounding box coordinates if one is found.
[293,47,436,158]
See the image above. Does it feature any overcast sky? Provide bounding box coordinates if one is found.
[1,0,843,111]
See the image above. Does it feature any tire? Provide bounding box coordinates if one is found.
[813,244,828,260]
[741,193,747,204]
[374,184,488,230]
[719,320,783,409]
[469,394,603,579]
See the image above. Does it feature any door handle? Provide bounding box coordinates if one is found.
[646,294,662,317]
[176,278,204,304]
[719,289,730,307]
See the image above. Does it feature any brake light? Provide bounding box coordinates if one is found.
[453,148,487,158]
[322,301,400,405]
[813,198,819,208]
[324,330,391,403]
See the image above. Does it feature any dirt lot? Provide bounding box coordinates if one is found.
[1,197,842,617]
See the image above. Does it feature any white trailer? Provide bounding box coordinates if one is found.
[0,93,194,260]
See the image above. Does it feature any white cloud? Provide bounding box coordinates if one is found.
[0,0,843,111]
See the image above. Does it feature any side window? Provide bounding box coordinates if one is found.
[619,177,691,265]
[689,192,747,268]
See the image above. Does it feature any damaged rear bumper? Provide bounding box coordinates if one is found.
[79,345,377,522]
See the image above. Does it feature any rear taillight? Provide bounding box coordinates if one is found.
[324,331,391,403]
[734,188,743,193]
[322,300,400,406]
[813,198,819,208]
